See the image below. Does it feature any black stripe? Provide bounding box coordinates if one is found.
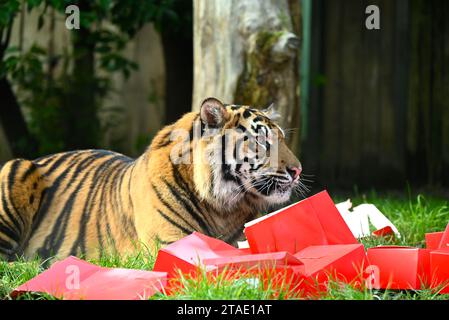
[30,155,93,235]
[251,123,267,133]
[70,156,128,256]
[237,124,247,133]
[171,164,206,218]
[127,164,135,210]
[171,162,218,231]
[34,154,58,167]
[31,154,103,257]
[79,159,123,252]
[156,209,194,235]
[120,214,137,239]
[105,223,117,253]
[221,135,226,164]
[1,182,23,235]
[20,164,37,182]
[6,162,27,228]
[96,215,104,252]
[39,156,105,257]
[110,163,128,214]
[243,109,252,118]
[97,164,124,250]
[161,178,212,235]
[155,235,174,246]
[58,155,96,195]
[151,182,198,232]
[222,164,242,185]
[43,151,80,176]
[152,130,172,150]
[0,238,14,255]
[71,158,122,256]
[7,161,20,193]
[235,163,242,172]
[0,220,20,243]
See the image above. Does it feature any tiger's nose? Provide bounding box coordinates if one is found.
[287,166,302,180]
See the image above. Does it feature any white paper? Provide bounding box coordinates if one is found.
[244,200,302,228]
[336,200,401,239]
[237,240,250,249]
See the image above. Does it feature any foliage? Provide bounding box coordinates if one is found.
[0,0,190,156]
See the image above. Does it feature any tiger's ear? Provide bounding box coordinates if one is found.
[262,103,281,122]
[200,97,228,127]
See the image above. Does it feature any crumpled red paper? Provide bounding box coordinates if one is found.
[243,191,358,254]
[13,190,449,299]
[152,191,367,296]
[12,256,167,300]
[367,222,449,291]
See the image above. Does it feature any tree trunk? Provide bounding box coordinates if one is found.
[0,77,38,158]
[0,19,38,158]
[192,0,301,153]
[161,31,193,125]
[63,1,99,150]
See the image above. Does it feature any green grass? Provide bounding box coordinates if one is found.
[1,191,449,300]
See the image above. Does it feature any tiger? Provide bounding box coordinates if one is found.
[0,97,302,261]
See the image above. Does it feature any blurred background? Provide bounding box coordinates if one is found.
[0,0,448,192]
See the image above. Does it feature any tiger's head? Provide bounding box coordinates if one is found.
[184,97,302,210]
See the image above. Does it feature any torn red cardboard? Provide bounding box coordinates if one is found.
[294,244,367,296]
[244,191,357,254]
[438,222,449,251]
[12,256,167,300]
[426,232,445,250]
[203,251,303,270]
[372,226,395,238]
[153,232,245,278]
[206,254,307,297]
[367,246,431,290]
[153,232,308,296]
[430,250,449,294]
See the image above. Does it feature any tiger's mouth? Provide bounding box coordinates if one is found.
[249,175,300,204]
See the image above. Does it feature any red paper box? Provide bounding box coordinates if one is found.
[294,244,367,295]
[244,190,357,254]
[153,232,245,278]
[12,256,167,300]
[367,246,431,290]
[426,232,445,250]
[430,250,449,294]
[372,226,394,238]
[153,233,308,296]
[205,254,306,298]
[438,223,449,250]
[203,251,303,270]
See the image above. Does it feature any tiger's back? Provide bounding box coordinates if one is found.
[0,150,139,260]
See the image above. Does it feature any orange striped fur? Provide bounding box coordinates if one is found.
[0,98,301,261]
